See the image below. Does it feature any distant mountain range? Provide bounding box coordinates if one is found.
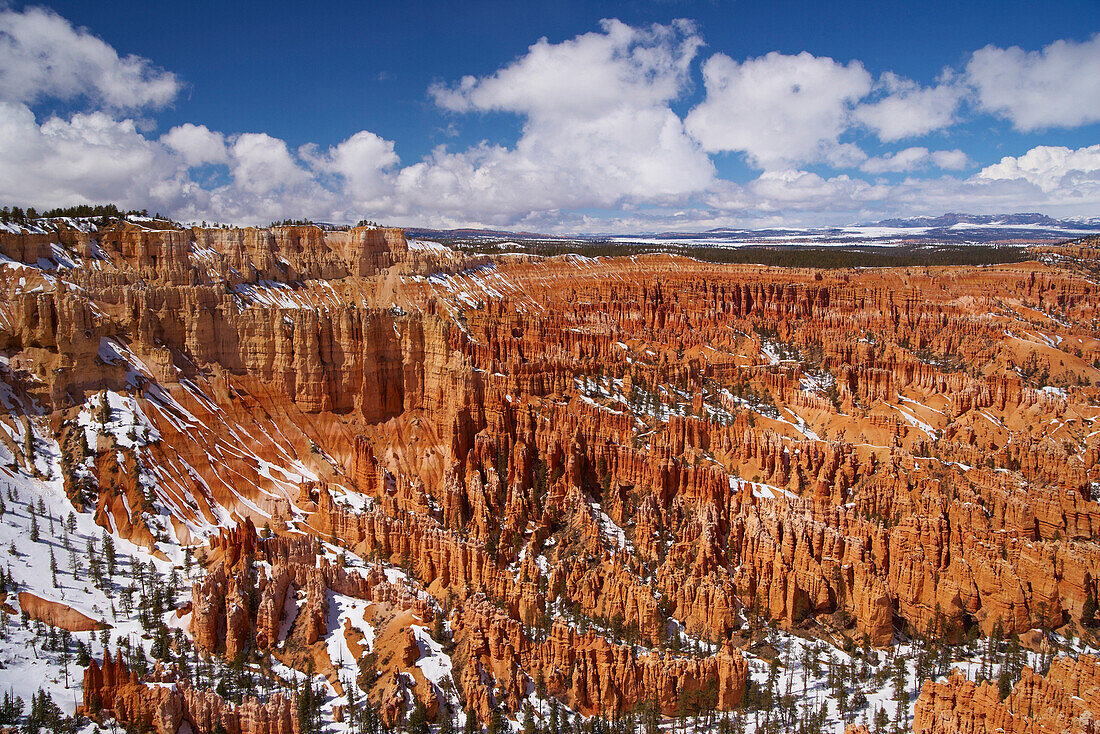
[863,212,1100,229]
[408,213,1100,248]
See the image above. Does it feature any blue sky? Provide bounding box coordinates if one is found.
[1,1,1099,231]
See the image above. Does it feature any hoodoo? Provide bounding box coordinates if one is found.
[0,213,1099,733]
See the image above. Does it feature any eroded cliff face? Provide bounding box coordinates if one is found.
[913,654,1100,733]
[83,652,300,734]
[448,598,746,720]
[2,218,1100,729]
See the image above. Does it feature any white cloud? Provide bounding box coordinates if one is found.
[978,144,1100,193]
[861,147,932,173]
[689,167,1100,230]
[2,8,1100,232]
[406,19,714,222]
[966,33,1100,131]
[300,130,399,201]
[229,133,311,196]
[161,123,227,167]
[930,149,970,170]
[708,162,1100,227]
[684,51,872,169]
[0,101,346,225]
[861,147,971,174]
[853,72,961,141]
[431,19,700,117]
[0,101,166,207]
[0,6,179,109]
[745,169,885,212]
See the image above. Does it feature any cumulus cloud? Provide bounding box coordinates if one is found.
[300,130,399,201]
[861,147,933,174]
[2,7,1100,232]
[161,123,227,167]
[930,149,971,170]
[228,133,312,196]
[694,166,1100,229]
[431,18,700,117]
[684,51,872,169]
[754,170,881,212]
[966,33,1100,131]
[0,6,179,109]
[853,72,962,141]
[408,19,714,221]
[0,101,357,224]
[861,147,971,174]
[0,101,165,207]
[978,144,1100,193]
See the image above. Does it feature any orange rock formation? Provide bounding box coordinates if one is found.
[3,219,1100,726]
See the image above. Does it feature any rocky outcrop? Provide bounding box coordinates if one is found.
[450,597,746,720]
[913,655,1100,733]
[17,592,107,632]
[82,652,299,734]
[6,218,1100,726]
[191,522,432,659]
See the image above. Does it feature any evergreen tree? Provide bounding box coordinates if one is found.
[75,640,90,667]
[297,663,321,733]
[433,613,447,644]
[24,421,34,468]
[409,699,431,734]
[464,706,480,734]
[167,569,179,609]
[24,688,67,734]
[872,706,889,734]
[102,530,116,577]
[439,704,455,734]
[59,630,72,687]
[0,691,23,725]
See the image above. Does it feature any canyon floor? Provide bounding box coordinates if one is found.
[0,216,1099,733]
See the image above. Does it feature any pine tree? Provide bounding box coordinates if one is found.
[0,691,23,725]
[409,699,430,734]
[23,420,34,469]
[440,704,455,734]
[29,512,39,542]
[50,549,58,588]
[167,569,179,609]
[59,629,71,687]
[997,663,1013,701]
[102,530,116,577]
[872,706,889,734]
